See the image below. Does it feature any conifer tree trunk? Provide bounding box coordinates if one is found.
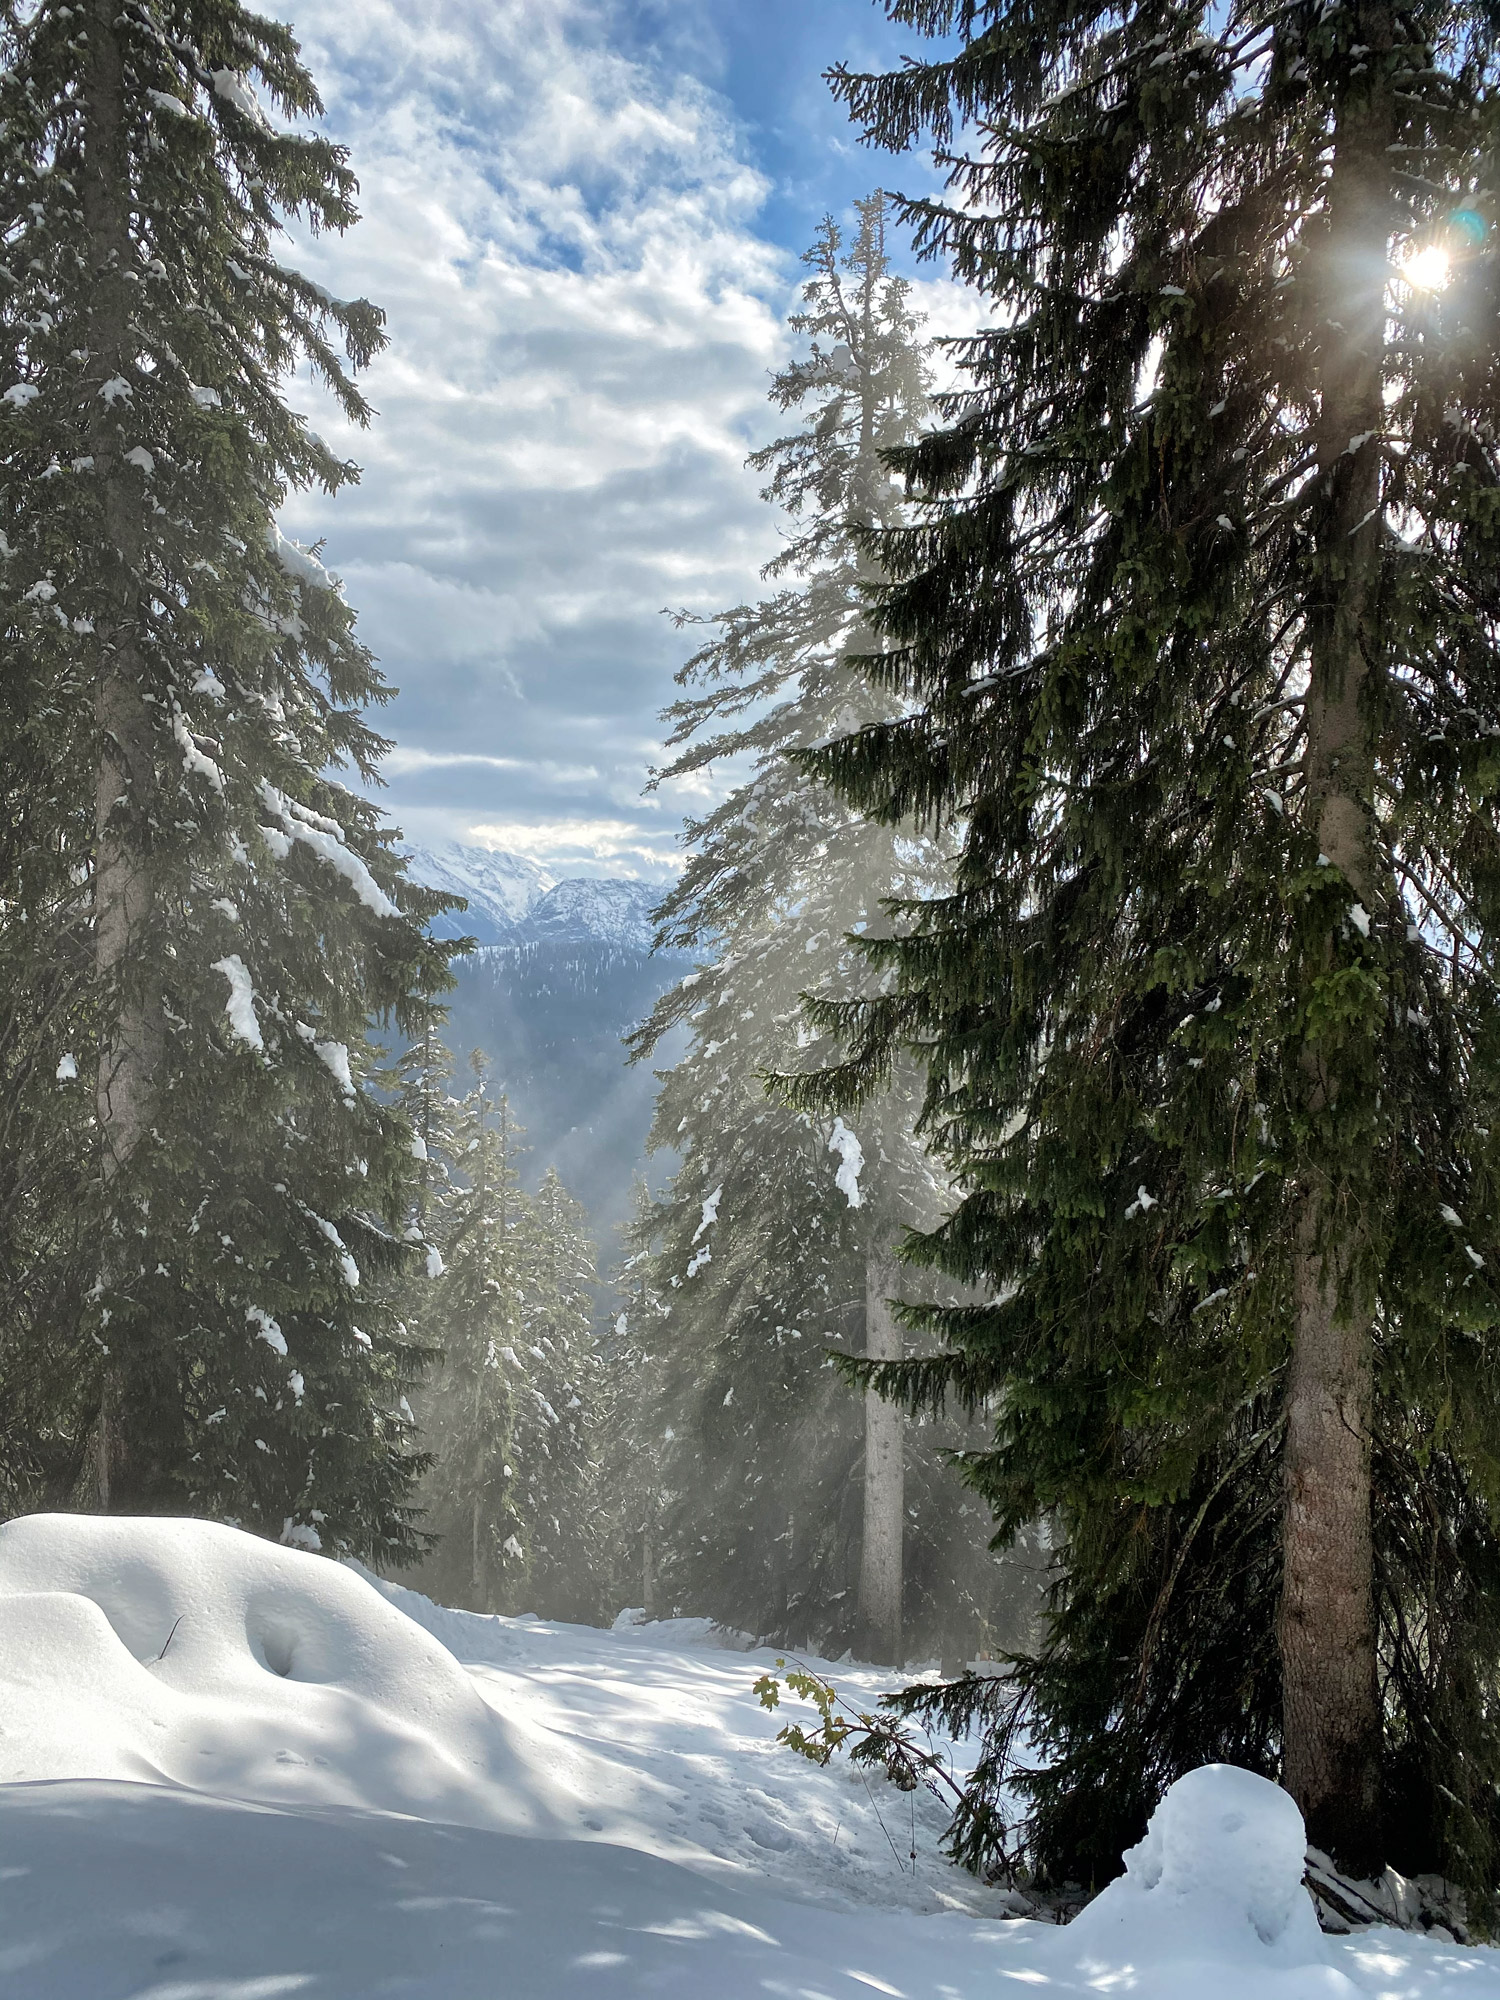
[1280,11,1393,1872]
[472,1371,486,1608]
[857,1256,903,1665]
[82,1,162,1509]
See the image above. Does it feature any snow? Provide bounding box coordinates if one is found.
[171,707,224,791]
[246,1305,287,1357]
[212,953,263,1050]
[1,1514,1495,2000]
[829,1118,864,1207]
[4,380,39,406]
[313,1037,356,1101]
[259,781,401,919]
[692,1184,722,1243]
[1075,1766,1316,1960]
[399,840,662,948]
[310,1212,360,1288]
[269,521,335,593]
[400,839,550,938]
[527,874,660,948]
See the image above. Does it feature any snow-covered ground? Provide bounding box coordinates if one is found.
[1,1513,1495,1998]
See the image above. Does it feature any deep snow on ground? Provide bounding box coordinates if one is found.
[1,1514,1497,1999]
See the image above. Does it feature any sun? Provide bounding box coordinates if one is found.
[1401,243,1452,292]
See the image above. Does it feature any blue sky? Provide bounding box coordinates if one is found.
[273,0,972,879]
[614,1,959,263]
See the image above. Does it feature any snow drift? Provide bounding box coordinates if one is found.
[0,1512,560,1830]
[0,1513,1494,2000]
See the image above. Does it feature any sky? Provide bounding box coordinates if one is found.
[273,0,975,881]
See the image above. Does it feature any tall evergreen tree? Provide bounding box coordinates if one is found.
[0,726,95,1510]
[628,196,1039,1664]
[411,1063,603,1617]
[411,1056,525,1612]
[597,1179,676,1620]
[0,0,455,1552]
[507,1164,601,1620]
[797,0,1500,1885]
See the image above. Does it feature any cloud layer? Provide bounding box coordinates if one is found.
[268,1,988,879]
[272,0,795,875]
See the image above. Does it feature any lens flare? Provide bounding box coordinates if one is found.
[1401,244,1452,292]
[1450,208,1488,250]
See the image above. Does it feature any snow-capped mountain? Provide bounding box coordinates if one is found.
[400,842,664,950]
[398,842,685,1239]
[400,842,549,943]
[524,876,661,949]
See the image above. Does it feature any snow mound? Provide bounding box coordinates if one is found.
[1068,1764,1330,1988]
[0,1514,557,1831]
[1125,1763,1313,1944]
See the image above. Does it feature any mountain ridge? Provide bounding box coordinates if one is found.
[399,840,689,1246]
[400,840,668,951]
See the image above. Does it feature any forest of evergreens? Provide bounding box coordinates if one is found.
[2,0,1498,1915]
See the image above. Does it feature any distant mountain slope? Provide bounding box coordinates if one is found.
[400,843,687,1251]
[401,842,661,952]
[524,877,659,949]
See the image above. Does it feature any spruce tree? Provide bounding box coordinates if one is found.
[597,1180,676,1619]
[411,1056,525,1611]
[0,0,455,1552]
[797,0,1500,1884]
[0,703,95,1509]
[411,1065,602,1617]
[628,197,1038,1663]
[507,1164,601,1620]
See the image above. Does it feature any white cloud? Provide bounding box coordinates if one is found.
[380,748,599,783]
[267,0,794,869]
[466,817,680,880]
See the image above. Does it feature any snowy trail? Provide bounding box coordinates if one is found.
[2,1516,1499,1999]
[365,1578,999,1915]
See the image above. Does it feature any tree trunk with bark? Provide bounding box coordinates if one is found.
[856,1255,904,1666]
[82,1,162,1511]
[471,1369,486,1608]
[1280,6,1393,1874]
